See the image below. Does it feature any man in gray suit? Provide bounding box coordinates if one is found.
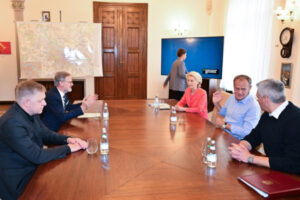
[0,80,87,200]
[163,48,188,101]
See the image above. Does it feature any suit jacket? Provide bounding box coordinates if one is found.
[177,88,208,119]
[41,87,83,131]
[0,103,70,200]
[164,58,187,92]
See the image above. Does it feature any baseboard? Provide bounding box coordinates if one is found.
[0,101,14,105]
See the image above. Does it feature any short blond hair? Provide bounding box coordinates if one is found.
[186,71,202,84]
[15,80,46,102]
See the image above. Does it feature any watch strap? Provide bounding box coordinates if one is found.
[248,156,254,164]
[222,122,227,129]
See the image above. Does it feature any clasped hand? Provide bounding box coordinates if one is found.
[175,105,186,112]
[67,138,88,152]
[228,143,251,163]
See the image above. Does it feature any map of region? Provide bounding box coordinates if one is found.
[17,22,103,78]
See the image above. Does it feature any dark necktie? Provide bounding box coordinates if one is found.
[63,94,69,110]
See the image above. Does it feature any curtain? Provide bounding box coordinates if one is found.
[221,0,274,93]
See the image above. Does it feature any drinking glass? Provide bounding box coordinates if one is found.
[178,115,186,125]
[86,138,98,154]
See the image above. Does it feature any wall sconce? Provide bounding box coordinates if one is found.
[274,0,297,23]
[173,23,187,36]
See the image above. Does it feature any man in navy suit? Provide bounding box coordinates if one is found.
[0,80,87,200]
[42,71,98,131]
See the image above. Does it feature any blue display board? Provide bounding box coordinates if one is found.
[161,37,224,79]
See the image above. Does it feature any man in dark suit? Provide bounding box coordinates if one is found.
[0,80,87,200]
[42,71,98,131]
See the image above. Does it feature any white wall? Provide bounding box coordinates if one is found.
[0,0,18,101]
[0,0,227,101]
[146,0,227,98]
[268,0,300,106]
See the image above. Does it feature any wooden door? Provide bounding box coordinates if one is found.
[94,2,147,99]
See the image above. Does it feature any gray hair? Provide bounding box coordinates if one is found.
[257,79,286,103]
[15,80,46,102]
[54,71,71,86]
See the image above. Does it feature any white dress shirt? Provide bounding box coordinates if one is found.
[269,101,288,119]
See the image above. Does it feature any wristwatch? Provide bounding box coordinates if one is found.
[222,122,227,129]
[248,156,254,164]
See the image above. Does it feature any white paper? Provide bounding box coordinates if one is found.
[78,113,101,118]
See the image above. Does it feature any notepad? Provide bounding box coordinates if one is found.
[78,113,101,118]
[149,103,171,110]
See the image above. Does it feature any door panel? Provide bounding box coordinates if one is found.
[95,6,120,99]
[94,3,147,99]
[122,5,147,99]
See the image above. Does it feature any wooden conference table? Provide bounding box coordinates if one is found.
[20,100,300,200]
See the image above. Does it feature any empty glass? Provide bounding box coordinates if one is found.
[86,138,98,154]
[178,115,186,125]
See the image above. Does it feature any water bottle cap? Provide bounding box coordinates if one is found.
[104,102,107,106]
[211,140,215,144]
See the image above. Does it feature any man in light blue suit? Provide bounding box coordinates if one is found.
[213,75,261,140]
[42,71,97,131]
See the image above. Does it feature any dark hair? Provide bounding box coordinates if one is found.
[177,48,186,57]
[15,80,45,102]
[54,71,71,86]
[233,74,252,86]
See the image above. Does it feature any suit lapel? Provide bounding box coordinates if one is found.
[54,87,66,110]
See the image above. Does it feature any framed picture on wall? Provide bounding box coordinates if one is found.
[280,63,292,88]
[42,11,50,22]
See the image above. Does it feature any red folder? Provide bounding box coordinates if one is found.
[238,171,300,199]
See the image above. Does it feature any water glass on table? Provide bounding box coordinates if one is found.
[178,115,186,125]
[86,138,98,154]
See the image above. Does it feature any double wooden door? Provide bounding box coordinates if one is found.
[94,2,147,99]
